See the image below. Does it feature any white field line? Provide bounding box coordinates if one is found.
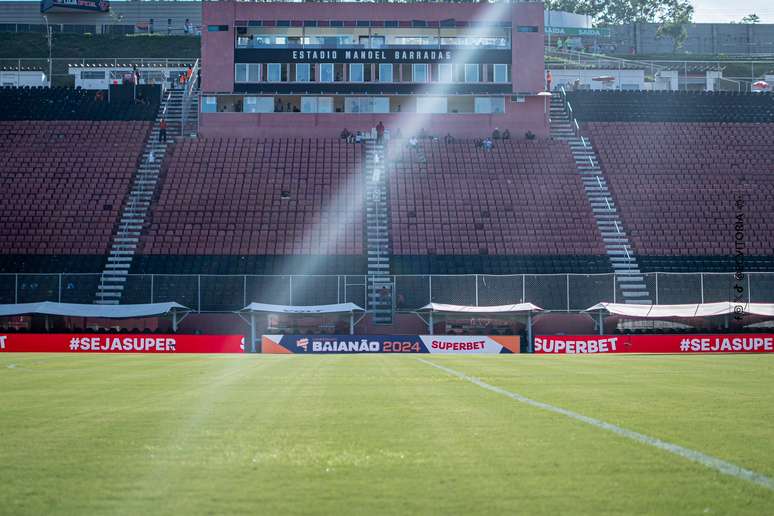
[417,358,774,491]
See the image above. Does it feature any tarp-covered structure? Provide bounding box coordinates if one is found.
[238,303,366,351]
[585,302,774,334]
[415,303,543,344]
[0,301,191,331]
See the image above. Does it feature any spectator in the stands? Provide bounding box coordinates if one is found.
[502,129,511,140]
[158,118,167,142]
[492,127,501,140]
[379,286,390,305]
[376,121,385,143]
[444,133,454,144]
[546,70,553,92]
[408,136,418,149]
[184,18,192,35]
[340,128,351,140]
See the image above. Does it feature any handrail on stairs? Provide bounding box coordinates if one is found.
[181,58,200,136]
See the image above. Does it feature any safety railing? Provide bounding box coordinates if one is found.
[2,272,771,313]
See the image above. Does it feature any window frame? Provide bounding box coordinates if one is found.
[465,64,479,83]
[295,63,310,82]
[412,63,428,83]
[267,63,282,82]
[320,63,334,82]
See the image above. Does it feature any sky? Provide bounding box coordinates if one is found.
[691,0,774,23]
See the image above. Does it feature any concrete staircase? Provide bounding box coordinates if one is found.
[550,94,652,304]
[364,139,393,324]
[94,89,183,304]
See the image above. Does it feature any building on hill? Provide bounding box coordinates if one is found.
[199,0,547,139]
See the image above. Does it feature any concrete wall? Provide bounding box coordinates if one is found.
[198,99,546,139]
[608,23,774,55]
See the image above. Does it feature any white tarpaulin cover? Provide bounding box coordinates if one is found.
[586,302,774,318]
[240,302,364,315]
[418,303,543,314]
[0,301,189,318]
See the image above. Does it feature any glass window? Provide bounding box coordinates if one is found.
[201,96,217,113]
[378,63,393,83]
[412,64,428,83]
[320,63,334,82]
[244,97,274,113]
[465,64,479,83]
[417,96,447,114]
[344,97,389,113]
[296,63,310,82]
[301,97,334,113]
[207,25,228,32]
[437,64,453,83]
[493,64,508,83]
[474,97,506,114]
[248,64,260,82]
[267,63,281,82]
[372,97,389,113]
[301,97,318,113]
[349,63,364,83]
[318,97,333,113]
[235,64,247,83]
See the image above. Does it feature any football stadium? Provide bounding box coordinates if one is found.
[1,0,774,513]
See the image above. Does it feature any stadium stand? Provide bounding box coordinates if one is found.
[0,120,151,272]
[0,86,159,121]
[584,122,774,272]
[133,138,366,275]
[387,139,609,274]
[565,91,774,123]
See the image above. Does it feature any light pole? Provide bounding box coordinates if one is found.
[42,15,52,86]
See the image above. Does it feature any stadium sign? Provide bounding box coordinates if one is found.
[544,26,610,37]
[41,0,110,13]
[0,334,245,353]
[534,334,774,354]
[235,48,511,64]
[262,335,520,354]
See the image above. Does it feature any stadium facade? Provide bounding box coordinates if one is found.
[199,1,547,138]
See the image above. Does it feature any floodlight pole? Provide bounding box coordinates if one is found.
[349,313,354,335]
[428,311,434,335]
[527,312,533,352]
[43,15,52,86]
[598,311,604,335]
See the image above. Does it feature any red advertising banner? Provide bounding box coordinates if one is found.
[0,334,245,353]
[533,334,774,354]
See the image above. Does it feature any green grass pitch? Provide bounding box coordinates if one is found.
[1,354,773,515]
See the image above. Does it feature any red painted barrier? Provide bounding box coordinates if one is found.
[533,334,774,354]
[0,334,245,353]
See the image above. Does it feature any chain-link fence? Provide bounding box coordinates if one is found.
[1,272,771,312]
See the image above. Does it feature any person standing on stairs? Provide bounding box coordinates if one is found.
[376,121,385,144]
[159,118,167,143]
[546,70,553,93]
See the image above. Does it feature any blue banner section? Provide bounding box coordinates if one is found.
[262,335,519,354]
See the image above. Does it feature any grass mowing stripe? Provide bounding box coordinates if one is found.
[418,358,774,492]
